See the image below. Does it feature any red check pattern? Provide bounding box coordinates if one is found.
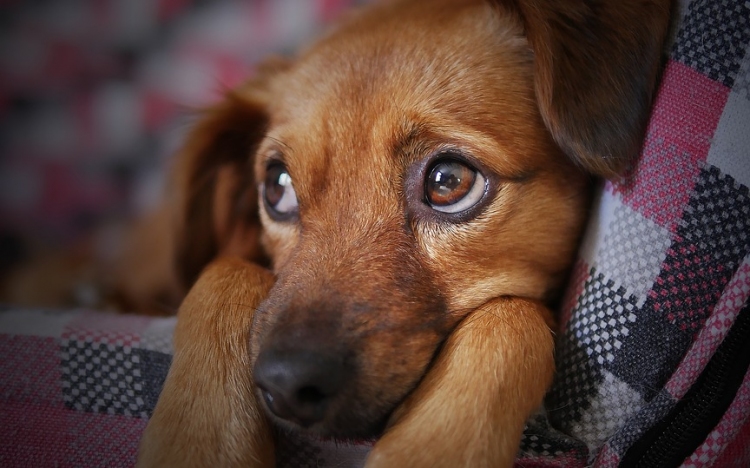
[533,0,750,465]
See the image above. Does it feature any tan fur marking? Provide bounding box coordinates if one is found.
[137,258,275,467]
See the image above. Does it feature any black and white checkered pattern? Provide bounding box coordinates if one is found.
[61,338,149,418]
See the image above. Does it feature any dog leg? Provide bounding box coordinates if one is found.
[137,257,275,468]
[366,297,555,468]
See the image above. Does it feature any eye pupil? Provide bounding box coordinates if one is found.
[263,163,298,219]
[265,171,283,205]
[426,160,476,207]
[434,171,462,192]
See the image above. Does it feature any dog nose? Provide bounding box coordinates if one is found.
[253,348,347,427]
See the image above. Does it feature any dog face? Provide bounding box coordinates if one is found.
[248,1,588,436]
[172,0,671,439]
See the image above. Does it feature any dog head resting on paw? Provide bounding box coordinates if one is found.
[170,0,671,438]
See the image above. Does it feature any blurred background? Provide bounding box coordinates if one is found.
[0,0,367,283]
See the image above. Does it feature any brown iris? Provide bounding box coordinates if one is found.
[426,160,477,207]
[264,164,287,206]
[263,162,298,220]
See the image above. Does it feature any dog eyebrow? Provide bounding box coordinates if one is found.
[266,136,292,153]
[390,118,536,184]
[395,122,423,148]
[391,120,430,163]
[255,136,292,166]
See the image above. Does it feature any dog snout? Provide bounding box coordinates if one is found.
[253,346,348,428]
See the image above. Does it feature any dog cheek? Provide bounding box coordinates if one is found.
[316,309,445,435]
[360,327,443,396]
[345,288,451,416]
[257,202,302,271]
[415,170,590,311]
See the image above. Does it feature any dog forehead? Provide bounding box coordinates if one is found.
[275,0,528,113]
[263,0,536,182]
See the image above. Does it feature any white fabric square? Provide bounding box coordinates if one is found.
[707,86,750,188]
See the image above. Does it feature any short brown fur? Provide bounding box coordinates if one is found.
[138,0,672,466]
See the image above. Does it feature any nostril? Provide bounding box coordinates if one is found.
[253,347,347,427]
[297,385,326,405]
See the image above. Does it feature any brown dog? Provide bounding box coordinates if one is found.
[138,0,672,466]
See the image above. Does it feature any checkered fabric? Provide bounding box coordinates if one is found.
[517,0,750,465]
[0,308,371,467]
[0,308,172,467]
[1,0,749,466]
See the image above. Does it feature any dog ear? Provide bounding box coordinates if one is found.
[500,0,672,178]
[171,60,287,288]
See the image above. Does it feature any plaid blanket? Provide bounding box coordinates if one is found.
[0,309,172,467]
[528,0,750,465]
[1,0,749,466]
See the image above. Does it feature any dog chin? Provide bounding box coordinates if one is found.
[262,404,391,441]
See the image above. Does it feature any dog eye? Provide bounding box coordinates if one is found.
[425,158,486,213]
[263,163,298,219]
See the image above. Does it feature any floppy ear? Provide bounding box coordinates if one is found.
[171,61,286,288]
[500,0,673,177]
